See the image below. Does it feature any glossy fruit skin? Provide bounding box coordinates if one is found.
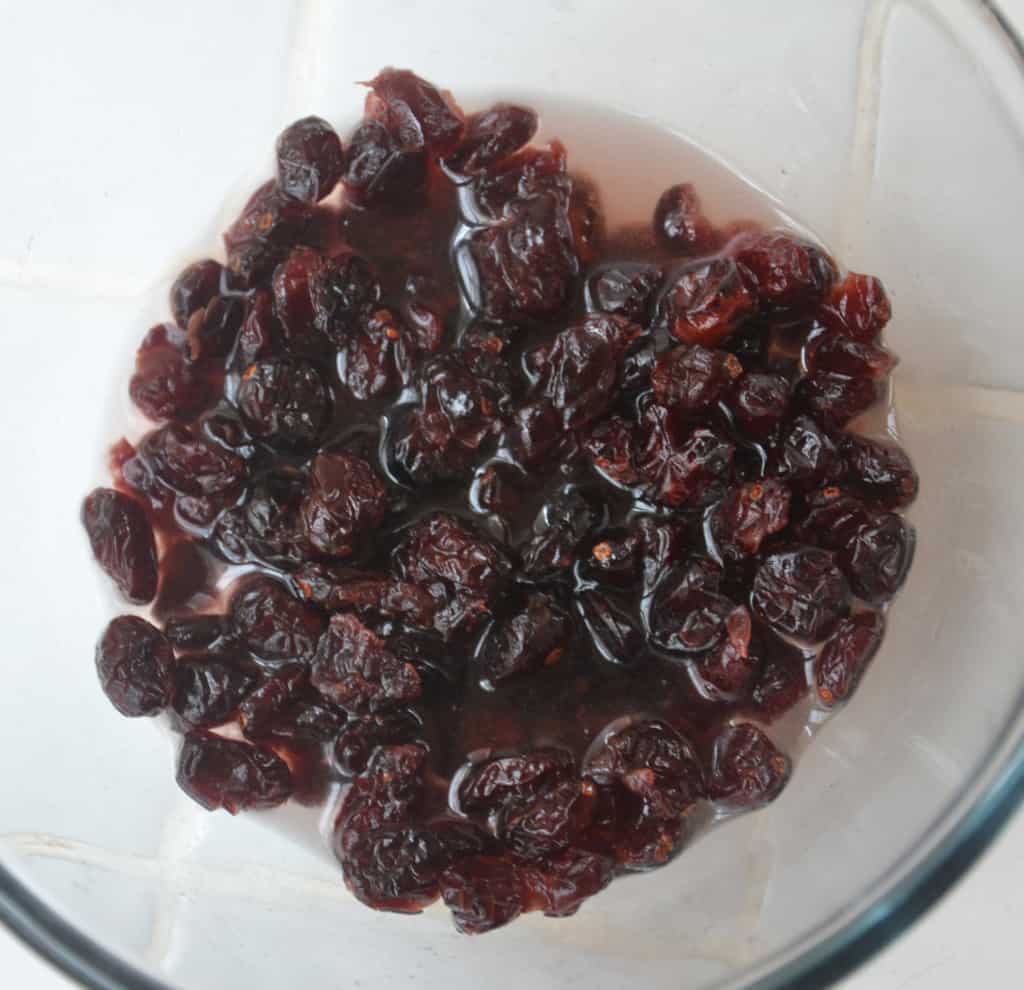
[82,488,159,604]
[707,723,791,809]
[736,231,837,313]
[170,259,223,329]
[444,104,538,176]
[751,547,849,643]
[653,183,716,255]
[176,731,293,813]
[660,258,757,348]
[816,611,886,707]
[230,576,325,664]
[236,358,330,448]
[585,263,662,324]
[95,616,175,717]
[276,116,344,203]
[300,452,388,558]
[172,655,258,728]
[129,324,213,422]
[818,272,892,342]
[651,343,743,414]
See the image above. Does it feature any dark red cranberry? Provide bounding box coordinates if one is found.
[332,709,422,776]
[796,487,874,551]
[137,423,246,497]
[309,251,381,341]
[223,180,314,287]
[229,576,325,664]
[708,723,791,809]
[129,324,212,422]
[300,452,388,558]
[747,627,808,720]
[311,613,422,712]
[231,290,283,368]
[795,372,879,428]
[806,332,896,380]
[276,116,344,203]
[816,611,885,706]
[479,593,571,685]
[163,614,232,652]
[751,548,848,643]
[651,343,743,414]
[176,730,292,813]
[342,119,427,207]
[212,474,311,569]
[262,699,345,744]
[236,358,330,448]
[365,68,465,154]
[520,489,601,580]
[82,488,158,604]
[444,104,538,176]
[729,372,790,437]
[819,272,891,342]
[583,417,641,486]
[660,258,757,348]
[508,400,562,468]
[95,615,174,717]
[838,513,915,603]
[653,183,716,254]
[694,609,758,695]
[770,415,838,488]
[585,262,663,323]
[186,293,245,361]
[172,655,258,728]
[272,246,323,341]
[578,590,645,665]
[338,307,404,401]
[170,259,222,329]
[468,143,567,221]
[294,565,436,628]
[237,665,307,738]
[709,480,791,561]
[440,855,524,933]
[838,434,919,509]
[736,232,837,313]
[521,848,614,916]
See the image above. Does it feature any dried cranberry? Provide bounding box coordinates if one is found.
[816,611,885,706]
[520,489,601,580]
[276,116,344,203]
[736,232,836,313]
[337,744,428,840]
[795,372,879,428]
[172,655,258,728]
[838,434,919,509]
[342,119,427,207]
[660,258,757,348]
[444,104,538,176]
[229,576,325,664]
[309,251,381,341]
[163,614,232,652]
[223,180,314,287]
[176,731,292,813]
[95,615,174,717]
[838,513,915,603]
[365,68,465,154]
[577,590,644,666]
[651,343,743,414]
[770,415,838,488]
[170,259,223,329]
[237,665,307,738]
[137,423,245,497]
[521,848,613,916]
[440,855,524,933]
[230,290,282,368]
[272,246,323,341]
[187,293,245,361]
[129,324,212,422]
[653,183,716,254]
[300,452,388,558]
[212,475,311,569]
[729,372,790,437]
[635,403,735,508]
[819,272,891,342]
[339,307,404,401]
[236,358,330,448]
[694,608,757,695]
[709,480,791,561]
[747,627,808,720]
[332,709,422,776]
[468,143,567,222]
[583,417,640,486]
[708,723,791,809]
[294,566,436,628]
[751,548,848,643]
[585,262,663,323]
[311,613,421,712]
[805,332,896,380]
[263,700,345,744]
[479,593,570,685]
[508,400,561,468]
[82,488,158,604]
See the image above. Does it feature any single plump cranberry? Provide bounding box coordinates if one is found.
[163,614,232,652]
[229,576,325,664]
[339,307,404,400]
[479,593,571,685]
[796,372,879,428]
[137,423,246,497]
[440,855,524,934]
[660,258,757,348]
[444,104,538,176]
[365,68,465,154]
[653,183,717,254]
[172,655,258,728]
[170,259,223,329]
[129,324,213,422]
[342,119,427,207]
[708,723,791,809]
[332,709,422,776]
[272,246,323,341]
[651,343,743,414]
[770,415,838,488]
[236,665,306,739]
[309,250,381,341]
[95,615,174,717]
[229,290,282,369]
[585,263,663,323]
[311,613,422,712]
[212,473,311,569]
[736,231,837,313]
[294,565,436,628]
[583,417,641,487]
[276,116,344,203]
[728,372,790,437]
[176,730,293,813]
[521,848,614,916]
[709,480,791,561]
[236,358,330,448]
[82,488,159,604]
[818,272,891,342]
[747,625,809,720]
[187,293,245,361]
[300,451,388,558]
[838,434,919,509]
[816,611,885,707]
[805,332,896,380]
[751,547,848,643]
[467,142,566,221]
[838,512,915,603]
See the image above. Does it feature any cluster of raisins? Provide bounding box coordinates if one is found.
[82,68,916,934]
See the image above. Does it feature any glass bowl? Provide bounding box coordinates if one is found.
[1,2,1023,987]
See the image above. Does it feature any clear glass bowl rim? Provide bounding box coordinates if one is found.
[2,3,1022,987]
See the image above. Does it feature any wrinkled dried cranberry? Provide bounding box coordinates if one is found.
[521,848,614,916]
[480,593,570,685]
[82,488,158,604]
[585,262,662,324]
[309,251,381,341]
[365,68,465,154]
[212,474,311,569]
[342,119,427,207]
[176,730,292,813]
[653,183,716,254]
[751,548,848,643]
[747,627,808,720]
[710,480,791,561]
[729,371,790,437]
[694,608,757,695]
[838,434,919,509]
[163,614,232,652]
[230,290,282,368]
[311,613,422,712]
[138,423,245,497]
[230,576,325,664]
[508,400,561,468]
[520,489,601,580]
[337,744,428,840]
[223,180,314,287]
[299,451,387,558]
[187,294,245,361]
[796,372,879,428]
[237,665,306,738]
[819,272,891,342]
[263,699,345,744]
[272,246,323,342]
[236,358,330,448]
[806,332,896,380]
[339,307,405,400]
[660,258,757,348]
[635,403,735,508]
[708,723,791,809]
[440,855,524,933]
[294,565,436,628]
[651,343,743,414]
[838,512,915,603]
[796,487,873,550]
[332,709,422,776]
[129,324,212,422]
[276,116,344,203]
[736,232,836,313]
[95,615,174,717]
[444,104,538,176]
[583,417,640,486]
[172,655,257,728]
[771,415,838,488]
[467,143,566,221]
[170,259,223,329]
[816,611,885,706]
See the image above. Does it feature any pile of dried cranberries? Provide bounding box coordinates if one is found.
[82,68,917,933]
